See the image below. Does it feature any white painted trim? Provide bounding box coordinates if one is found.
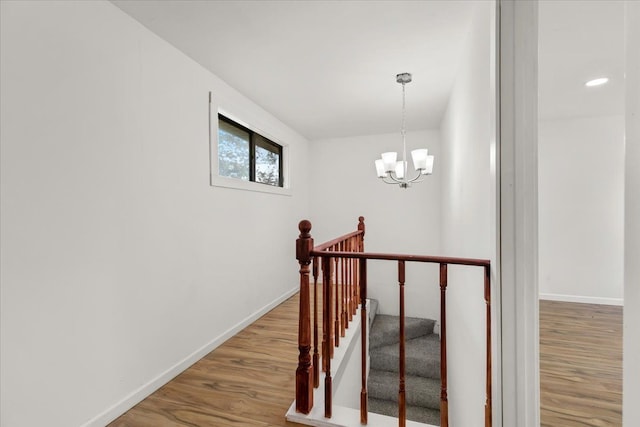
[209,99,293,196]
[81,286,299,427]
[490,3,503,425]
[287,400,433,427]
[624,3,640,425]
[498,1,540,427]
[210,173,293,196]
[539,293,623,306]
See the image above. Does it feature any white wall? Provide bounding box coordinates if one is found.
[624,1,640,425]
[309,131,442,320]
[538,116,625,304]
[0,2,309,426]
[440,3,495,426]
[333,312,365,410]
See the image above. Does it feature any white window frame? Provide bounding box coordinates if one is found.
[209,93,292,196]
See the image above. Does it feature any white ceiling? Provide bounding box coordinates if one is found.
[539,0,625,122]
[111,0,476,140]
[111,0,625,141]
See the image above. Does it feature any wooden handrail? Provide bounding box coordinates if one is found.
[313,230,364,252]
[312,216,365,252]
[311,250,490,267]
[295,217,492,427]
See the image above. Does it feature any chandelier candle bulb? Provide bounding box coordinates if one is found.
[375,159,386,178]
[381,152,398,173]
[411,149,429,170]
[423,155,435,175]
[395,161,407,179]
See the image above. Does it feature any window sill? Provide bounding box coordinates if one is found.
[210,175,292,196]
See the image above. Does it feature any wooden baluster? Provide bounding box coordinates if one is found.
[353,236,358,316]
[334,246,340,348]
[353,238,357,316]
[341,241,347,336]
[440,264,449,427]
[330,258,335,359]
[357,217,365,305]
[398,260,406,427]
[312,257,320,388]
[348,238,354,321]
[484,264,492,427]
[295,220,314,414]
[323,256,333,418]
[360,258,368,424]
[337,243,342,337]
[347,237,359,314]
[345,239,350,323]
[322,256,328,373]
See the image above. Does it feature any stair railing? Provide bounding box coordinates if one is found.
[295,216,365,417]
[295,217,492,427]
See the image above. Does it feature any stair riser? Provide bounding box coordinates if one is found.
[370,354,440,379]
[370,315,436,349]
[368,372,441,410]
[368,388,441,410]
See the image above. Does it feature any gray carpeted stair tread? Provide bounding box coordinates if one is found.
[368,397,441,426]
[370,315,435,349]
[368,369,441,409]
[370,334,441,379]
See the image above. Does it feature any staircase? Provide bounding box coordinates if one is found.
[368,300,441,425]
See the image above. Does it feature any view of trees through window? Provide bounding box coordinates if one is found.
[218,120,250,180]
[218,115,282,187]
[255,137,280,186]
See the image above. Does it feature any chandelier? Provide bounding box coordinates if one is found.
[374,73,434,189]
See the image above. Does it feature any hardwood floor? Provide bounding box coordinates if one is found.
[539,300,623,427]
[109,294,302,427]
[109,295,623,426]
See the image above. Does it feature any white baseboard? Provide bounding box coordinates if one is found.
[82,287,299,427]
[539,293,623,306]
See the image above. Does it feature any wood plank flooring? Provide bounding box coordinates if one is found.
[109,294,303,427]
[109,295,623,426]
[539,300,623,427]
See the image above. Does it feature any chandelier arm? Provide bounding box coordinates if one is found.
[406,170,425,183]
[385,173,403,184]
[379,176,395,184]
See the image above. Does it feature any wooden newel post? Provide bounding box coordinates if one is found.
[296,220,314,414]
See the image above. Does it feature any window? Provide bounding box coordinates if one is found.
[218,114,283,187]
